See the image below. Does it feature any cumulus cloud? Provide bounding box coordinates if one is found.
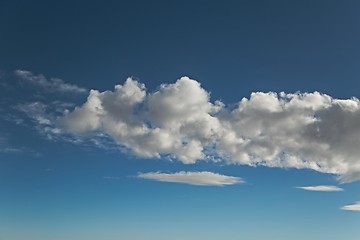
[138,171,244,186]
[62,77,220,163]
[61,77,360,182]
[340,202,360,211]
[15,70,87,93]
[296,185,343,192]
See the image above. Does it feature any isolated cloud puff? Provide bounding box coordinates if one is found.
[62,77,360,182]
[138,171,244,186]
[15,70,87,93]
[340,202,360,211]
[296,185,343,192]
[0,136,22,153]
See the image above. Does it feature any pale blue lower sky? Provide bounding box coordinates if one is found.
[1,150,359,240]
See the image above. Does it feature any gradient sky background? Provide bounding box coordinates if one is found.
[1,1,360,240]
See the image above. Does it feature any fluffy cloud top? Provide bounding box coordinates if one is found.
[340,202,360,211]
[296,185,343,192]
[138,171,244,186]
[62,77,360,182]
[15,70,87,93]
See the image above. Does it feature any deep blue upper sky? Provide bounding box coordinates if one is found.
[1,0,360,98]
[1,1,360,240]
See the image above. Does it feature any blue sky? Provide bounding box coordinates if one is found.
[1,1,360,239]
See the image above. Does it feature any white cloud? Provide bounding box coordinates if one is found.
[61,77,360,182]
[62,77,221,163]
[138,171,244,186]
[341,202,360,211]
[14,70,87,93]
[296,185,343,192]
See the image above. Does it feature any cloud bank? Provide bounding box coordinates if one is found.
[138,171,244,186]
[341,202,360,211]
[62,77,360,182]
[296,185,343,192]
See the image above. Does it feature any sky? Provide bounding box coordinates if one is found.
[1,0,360,239]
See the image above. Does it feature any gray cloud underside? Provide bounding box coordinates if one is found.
[138,171,244,186]
[296,185,343,192]
[62,77,360,182]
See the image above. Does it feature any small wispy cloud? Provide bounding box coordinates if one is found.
[296,185,343,192]
[14,70,87,93]
[0,136,22,153]
[13,101,120,152]
[137,171,244,186]
[0,136,41,156]
[15,101,64,140]
[103,176,120,180]
[0,147,22,153]
[340,202,360,211]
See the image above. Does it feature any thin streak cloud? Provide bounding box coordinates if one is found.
[138,171,244,186]
[296,185,344,192]
[341,202,360,211]
[15,70,87,93]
